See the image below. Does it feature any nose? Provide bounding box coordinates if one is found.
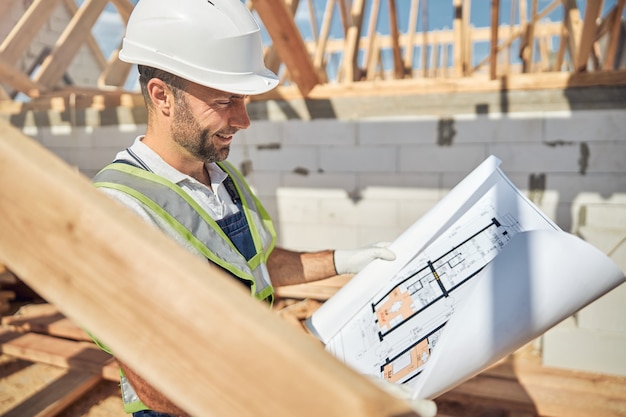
[230,99,251,130]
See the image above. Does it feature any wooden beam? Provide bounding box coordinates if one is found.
[342,0,367,82]
[0,55,45,97]
[563,0,583,71]
[98,47,133,88]
[0,0,18,24]
[2,370,101,417]
[520,0,538,73]
[421,0,429,77]
[603,0,626,70]
[99,0,135,87]
[255,68,626,100]
[363,0,381,80]
[575,0,603,72]
[453,0,464,77]
[252,0,320,95]
[0,120,422,417]
[388,0,405,79]
[0,0,64,65]
[313,0,336,73]
[403,0,420,69]
[61,0,107,70]
[34,0,108,88]
[489,0,500,80]
[108,0,135,22]
[0,329,119,381]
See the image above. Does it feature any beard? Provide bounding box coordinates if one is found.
[170,94,230,163]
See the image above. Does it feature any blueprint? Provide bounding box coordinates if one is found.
[306,155,625,400]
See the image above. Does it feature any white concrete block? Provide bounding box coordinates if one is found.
[239,120,284,146]
[90,125,140,148]
[397,200,441,231]
[283,119,356,146]
[358,225,407,247]
[276,188,346,224]
[358,117,438,145]
[577,283,626,333]
[319,198,398,227]
[278,222,360,251]
[320,146,397,173]
[545,174,626,205]
[398,144,486,173]
[488,143,581,173]
[253,146,319,172]
[578,204,626,229]
[544,109,626,143]
[454,114,544,144]
[586,142,626,173]
[244,172,282,199]
[282,172,358,191]
[358,172,441,190]
[542,323,626,377]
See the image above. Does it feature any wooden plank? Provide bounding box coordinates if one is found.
[0,120,422,417]
[98,48,133,88]
[453,0,464,77]
[363,0,381,80]
[0,0,18,24]
[2,305,92,342]
[34,0,108,88]
[575,0,604,72]
[388,0,405,79]
[403,0,419,69]
[0,55,45,97]
[563,0,583,70]
[342,0,366,82]
[275,274,351,300]
[251,0,320,96]
[61,0,107,70]
[0,0,64,65]
[0,329,118,381]
[602,0,626,70]
[2,369,101,417]
[98,0,135,87]
[0,265,18,285]
[455,369,626,417]
[489,0,500,79]
[313,0,336,71]
[108,0,135,22]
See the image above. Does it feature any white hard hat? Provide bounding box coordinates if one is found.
[119,0,279,95]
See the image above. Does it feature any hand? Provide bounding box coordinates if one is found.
[333,242,396,274]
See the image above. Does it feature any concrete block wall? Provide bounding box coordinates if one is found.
[3,88,626,377]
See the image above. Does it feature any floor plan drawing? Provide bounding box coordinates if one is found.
[325,203,526,386]
[308,156,625,399]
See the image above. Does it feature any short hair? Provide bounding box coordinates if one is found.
[137,65,187,108]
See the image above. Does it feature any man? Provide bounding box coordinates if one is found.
[92,0,397,415]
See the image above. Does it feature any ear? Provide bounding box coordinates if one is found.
[147,78,173,116]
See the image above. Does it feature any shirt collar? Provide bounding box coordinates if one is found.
[120,136,227,186]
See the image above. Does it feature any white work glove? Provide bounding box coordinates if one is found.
[368,376,437,417]
[333,242,396,275]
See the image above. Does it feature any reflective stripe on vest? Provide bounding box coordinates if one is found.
[92,161,276,301]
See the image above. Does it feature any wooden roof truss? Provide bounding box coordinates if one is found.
[0,0,624,106]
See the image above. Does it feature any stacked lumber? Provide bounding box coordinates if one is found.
[0,303,122,417]
[0,264,17,314]
[1,296,626,417]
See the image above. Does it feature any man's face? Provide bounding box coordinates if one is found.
[170,83,250,163]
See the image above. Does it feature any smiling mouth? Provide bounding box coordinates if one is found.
[215,133,233,144]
